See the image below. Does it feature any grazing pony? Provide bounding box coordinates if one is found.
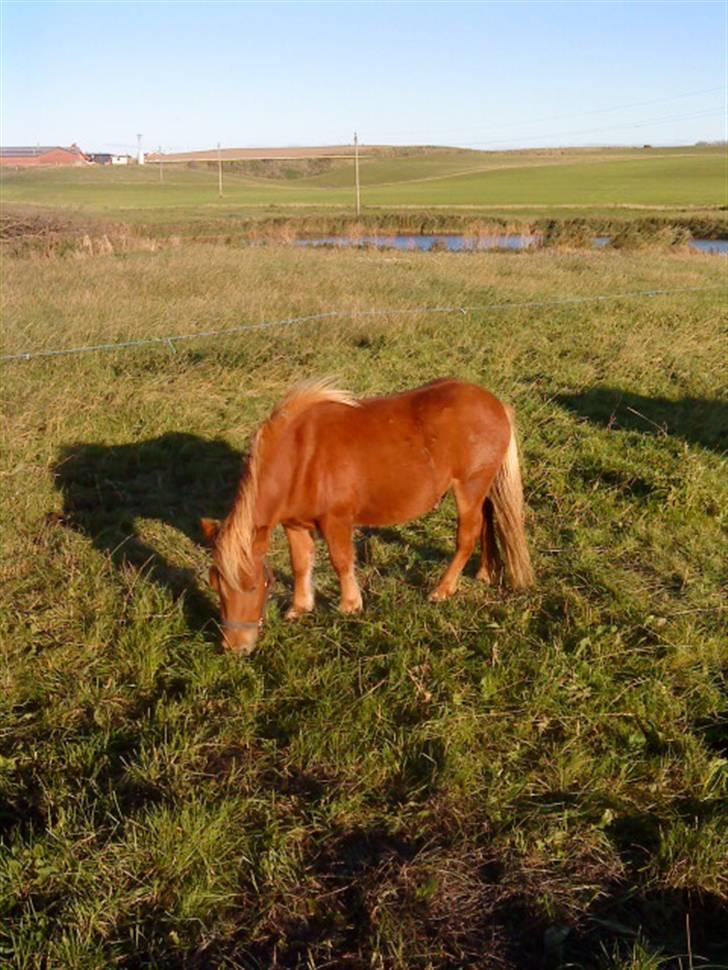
[201,378,533,653]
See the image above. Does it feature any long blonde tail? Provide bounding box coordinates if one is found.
[489,407,534,589]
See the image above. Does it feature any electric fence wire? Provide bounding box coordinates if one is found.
[1,285,724,364]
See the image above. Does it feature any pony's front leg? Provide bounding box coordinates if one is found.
[319,515,363,614]
[284,526,316,619]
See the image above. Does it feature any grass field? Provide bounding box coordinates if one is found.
[1,239,727,968]
[1,145,726,226]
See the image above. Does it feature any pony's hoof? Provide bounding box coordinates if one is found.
[475,568,493,585]
[429,588,453,602]
[340,599,363,614]
[286,605,313,621]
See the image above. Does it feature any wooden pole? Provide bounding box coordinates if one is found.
[354,131,361,216]
[218,142,223,197]
[159,146,163,183]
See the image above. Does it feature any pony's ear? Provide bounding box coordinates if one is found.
[200,518,220,545]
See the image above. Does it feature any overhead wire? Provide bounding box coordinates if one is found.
[370,86,724,142]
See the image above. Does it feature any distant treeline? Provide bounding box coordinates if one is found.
[184,157,347,179]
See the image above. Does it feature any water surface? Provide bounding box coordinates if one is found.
[297,234,728,254]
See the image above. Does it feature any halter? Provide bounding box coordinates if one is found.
[221,618,262,631]
[220,561,273,633]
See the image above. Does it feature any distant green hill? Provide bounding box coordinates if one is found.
[1,145,725,222]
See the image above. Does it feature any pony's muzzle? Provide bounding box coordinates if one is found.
[220,618,262,655]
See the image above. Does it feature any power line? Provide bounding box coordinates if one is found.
[455,107,723,151]
[1,286,722,365]
[370,86,724,142]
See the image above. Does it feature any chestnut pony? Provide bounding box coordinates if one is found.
[201,378,533,653]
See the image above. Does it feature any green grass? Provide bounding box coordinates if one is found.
[367,154,725,207]
[1,242,727,968]
[1,145,725,226]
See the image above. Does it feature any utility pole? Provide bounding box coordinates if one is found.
[354,131,361,216]
[159,146,163,183]
[137,133,144,165]
[217,142,223,197]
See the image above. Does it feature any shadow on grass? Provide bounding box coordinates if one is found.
[356,521,496,596]
[695,712,728,758]
[572,886,728,970]
[178,816,728,969]
[358,526,451,590]
[555,388,728,454]
[185,826,546,970]
[53,432,242,631]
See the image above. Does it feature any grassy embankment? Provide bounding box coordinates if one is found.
[1,240,727,968]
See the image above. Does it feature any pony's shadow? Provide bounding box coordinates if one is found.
[555,388,728,454]
[53,433,242,631]
[357,526,455,590]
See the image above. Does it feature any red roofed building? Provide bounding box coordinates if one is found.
[0,144,89,167]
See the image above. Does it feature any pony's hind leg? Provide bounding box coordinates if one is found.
[476,497,502,584]
[319,515,363,614]
[430,478,491,601]
[284,526,316,619]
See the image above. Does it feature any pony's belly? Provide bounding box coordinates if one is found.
[355,478,446,527]
[343,439,449,526]
[356,504,440,528]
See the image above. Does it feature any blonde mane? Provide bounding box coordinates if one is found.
[215,379,358,588]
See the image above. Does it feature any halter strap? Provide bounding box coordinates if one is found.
[221,618,261,631]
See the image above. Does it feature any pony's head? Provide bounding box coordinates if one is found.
[200,517,271,653]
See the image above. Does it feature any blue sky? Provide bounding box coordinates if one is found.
[1,0,725,152]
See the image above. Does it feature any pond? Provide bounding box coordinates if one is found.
[690,238,728,254]
[297,234,728,254]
